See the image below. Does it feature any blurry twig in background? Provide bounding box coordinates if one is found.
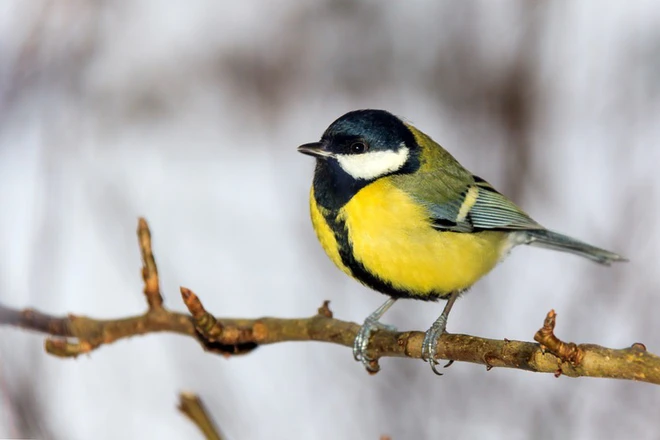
[0,365,53,440]
[0,218,658,385]
[178,392,223,440]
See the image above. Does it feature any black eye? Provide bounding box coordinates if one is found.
[350,142,367,154]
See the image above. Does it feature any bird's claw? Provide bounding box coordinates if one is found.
[422,317,448,376]
[353,318,397,371]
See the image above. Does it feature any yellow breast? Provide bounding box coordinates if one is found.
[339,179,508,297]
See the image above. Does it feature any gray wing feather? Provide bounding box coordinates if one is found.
[418,175,627,265]
[424,177,542,232]
[468,189,541,230]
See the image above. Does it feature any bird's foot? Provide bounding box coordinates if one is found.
[422,316,448,376]
[353,317,397,372]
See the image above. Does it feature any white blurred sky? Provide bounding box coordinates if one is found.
[1,1,659,439]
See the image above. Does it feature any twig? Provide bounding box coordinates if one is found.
[178,392,223,440]
[534,309,584,377]
[0,218,658,385]
[137,218,164,311]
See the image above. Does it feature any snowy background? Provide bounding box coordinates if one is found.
[1,1,659,439]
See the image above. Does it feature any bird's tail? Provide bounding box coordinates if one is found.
[523,229,627,265]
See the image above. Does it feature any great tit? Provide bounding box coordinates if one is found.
[298,109,626,375]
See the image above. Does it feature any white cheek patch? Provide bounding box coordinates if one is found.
[336,147,410,180]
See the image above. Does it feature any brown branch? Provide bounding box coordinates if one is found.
[178,392,223,440]
[1,297,659,384]
[0,218,658,385]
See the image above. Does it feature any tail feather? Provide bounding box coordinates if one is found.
[523,229,627,265]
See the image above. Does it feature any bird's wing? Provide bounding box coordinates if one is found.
[423,175,543,233]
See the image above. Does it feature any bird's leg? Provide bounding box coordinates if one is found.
[353,297,398,371]
[422,290,460,375]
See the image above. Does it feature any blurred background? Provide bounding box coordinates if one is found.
[1,1,659,439]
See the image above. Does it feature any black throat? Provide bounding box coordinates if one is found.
[312,159,370,211]
[311,149,421,212]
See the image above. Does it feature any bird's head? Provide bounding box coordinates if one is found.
[298,109,419,181]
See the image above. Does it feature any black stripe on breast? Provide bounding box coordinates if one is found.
[322,210,449,302]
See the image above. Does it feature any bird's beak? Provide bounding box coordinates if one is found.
[297,142,333,159]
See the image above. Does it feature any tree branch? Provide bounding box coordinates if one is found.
[0,218,658,385]
[178,392,223,440]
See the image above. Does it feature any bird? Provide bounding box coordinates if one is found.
[297,109,627,375]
